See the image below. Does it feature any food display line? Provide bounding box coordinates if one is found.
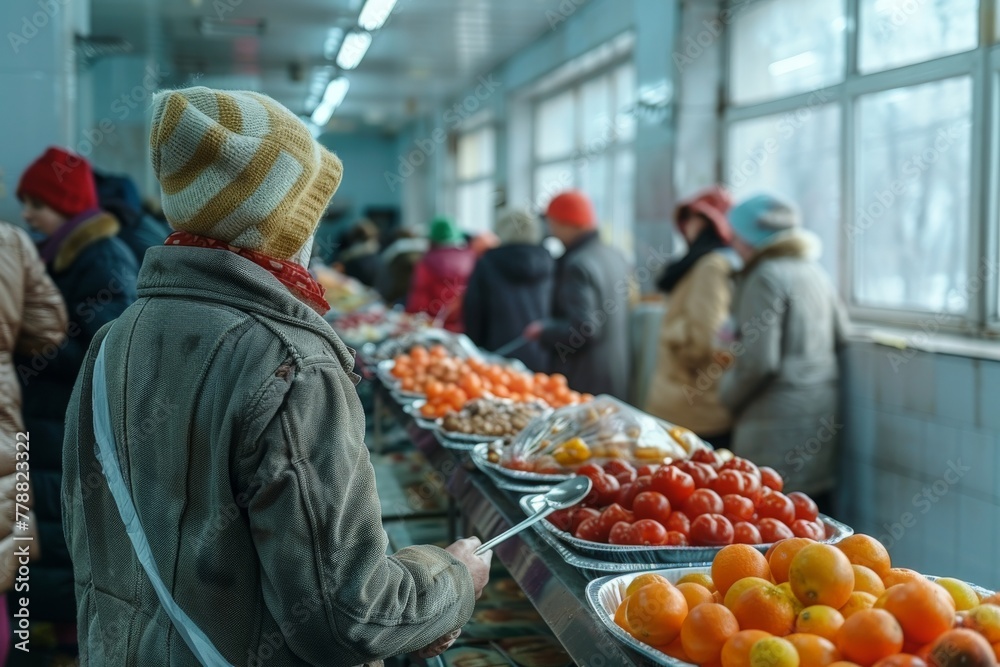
[371,379,657,666]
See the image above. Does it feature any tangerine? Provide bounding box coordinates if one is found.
[732,584,798,636]
[722,630,773,667]
[883,568,925,589]
[625,573,672,598]
[715,545,774,597]
[785,633,842,667]
[681,603,741,664]
[839,592,877,619]
[657,636,692,662]
[677,582,716,610]
[796,606,846,643]
[872,655,927,667]
[726,577,776,611]
[927,629,996,667]
[935,578,980,612]
[881,581,956,645]
[853,565,886,597]
[770,538,817,584]
[750,637,801,667]
[836,535,892,579]
[836,609,904,667]
[789,544,856,609]
[678,572,718,592]
[964,604,1000,643]
[625,582,688,646]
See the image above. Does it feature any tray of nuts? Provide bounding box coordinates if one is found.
[435,398,551,444]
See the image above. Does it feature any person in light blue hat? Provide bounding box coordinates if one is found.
[719,194,850,510]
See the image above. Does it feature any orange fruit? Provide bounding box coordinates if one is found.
[836,535,891,579]
[872,655,927,667]
[770,538,817,584]
[625,582,688,646]
[786,633,842,667]
[749,637,801,667]
[883,568,925,589]
[993,642,1000,662]
[731,584,798,636]
[626,573,672,598]
[714,544,773,597]
[880,581,956,645]
[726,577,776,611]
[829,663,863,667]
[778,582,806,616]
[681,603,741,664]
[797,606,846,643]
[964,604,1000,643]
[836,609,904,667]
[789,544,856,609]
[839,592,877,619]
[874,585,901,610]
[722,630,773,667]
[614,600,629,632]
[853,565,886,597]
[927,629,996,667]
[981,593,1000,606]
[678,582,716,610]
[678,572,718,592]
[935,578,980,612]
[657,636,692,662]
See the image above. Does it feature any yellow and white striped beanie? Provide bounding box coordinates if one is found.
[149,86,343,260]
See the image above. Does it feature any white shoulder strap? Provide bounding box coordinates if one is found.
[91,337,234,667]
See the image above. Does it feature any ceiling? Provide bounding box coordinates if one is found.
[91,0,586,133]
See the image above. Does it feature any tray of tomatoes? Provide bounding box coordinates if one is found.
[519,451,852,565]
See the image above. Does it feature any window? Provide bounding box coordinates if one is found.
[453,125,496,234]
[531,62,636,260]
[724,0,988,330]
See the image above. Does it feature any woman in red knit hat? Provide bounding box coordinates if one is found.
[13,146,138,663]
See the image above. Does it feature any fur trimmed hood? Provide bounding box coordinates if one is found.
[50,211,121,273]
[740,229,821,276]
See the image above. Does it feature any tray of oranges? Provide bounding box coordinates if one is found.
[587,536,998,667]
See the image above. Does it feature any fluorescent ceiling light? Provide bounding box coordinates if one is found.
[311,77,350,128]
[336,31,372,70]
[768,51,817,77]
[358,0,398,31]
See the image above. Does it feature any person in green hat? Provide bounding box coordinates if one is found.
[406,216,478,331]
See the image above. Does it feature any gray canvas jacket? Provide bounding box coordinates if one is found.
[62,245,475,666]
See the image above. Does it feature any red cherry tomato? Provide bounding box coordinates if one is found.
[615,470,637,486]
[597,503,634,534]
[790,518,825,540]
[665,531,689,546]
[568,508,600,533]
[788,491,819,522]
[709,469,747,497]
[547,508,575,532]
[759,466,784,492]
[576,463,604,479]
[740,472,763,505]
[636,464,659,477]
[633,491,672,524]
[666,511,691,537]
[676,461,718,489]
[618,475,652,510]
[722,494,755,522]
[733,521,763,544]
[691,449,721,468]
[689,513,734,547]
[683,488,724,518]
[584,473,621,507]
[628,519,668,546]
[757,492,795,525]
[757,517,795,543]
[574,516,606,542]
[603,460,637,477]
[608,521,633,545]
[722,457,761,480]
[651,466,696,508]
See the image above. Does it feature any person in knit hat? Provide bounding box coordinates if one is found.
[13,146,138,661]
[61,87,489,666]
[523,190,632,398]
[645,186,738,448]
[406,216,477,332]
[463,209,554,371]
[719,194,849,507]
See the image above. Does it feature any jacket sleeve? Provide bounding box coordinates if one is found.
[461,264,486,347]
[405,261,432,315]
[540,263,601,351]
[664,256,731,371]
[719,271,784,416]
[13,228,67,357]
[239,361,475,665]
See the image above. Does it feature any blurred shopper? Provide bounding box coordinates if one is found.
[406,216,477,332]
[645,187,736,448]
[468,229,500,258]
[0,222,66,666]
[720,194,848,501]
[377,227,428,305]
[337,218,382,287]
[94,170,171,263]
[14,146,138,659]
[524,191,631,398]
[463,209,554,371]
[62,87,489,665]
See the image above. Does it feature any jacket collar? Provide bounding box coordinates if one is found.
[136,245,355,370]
[740,229,821,276]
[561,230,599,258]
[44,210,120,273]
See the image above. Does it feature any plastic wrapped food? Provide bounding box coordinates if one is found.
[498,396,708,473]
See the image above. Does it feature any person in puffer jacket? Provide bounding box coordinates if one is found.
[406,216,477,332]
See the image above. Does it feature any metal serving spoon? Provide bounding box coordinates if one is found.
[474,476,592,555]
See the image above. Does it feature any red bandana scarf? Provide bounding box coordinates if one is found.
[165,231,330,315]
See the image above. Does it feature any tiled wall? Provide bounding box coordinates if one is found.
[838,341,1000,591]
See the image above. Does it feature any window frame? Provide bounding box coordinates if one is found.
[449,120,498,234]
[721,0,1000,336]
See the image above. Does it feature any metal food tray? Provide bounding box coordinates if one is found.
[401,400,439,431]
[520,493,854,565]
[586,567,997,667]
[470,442,573,484]
[433,430,484,452]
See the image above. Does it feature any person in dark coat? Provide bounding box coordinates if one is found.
[337,219,382,287]
[524,190,632,398]
[463,209,554,371]
[406,217,477,332]
[93,170,171,263]
[376,228,428,306]
[13,147,138,659]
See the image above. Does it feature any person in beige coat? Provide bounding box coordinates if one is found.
[0,221,67,660]
[645,187,737,448]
